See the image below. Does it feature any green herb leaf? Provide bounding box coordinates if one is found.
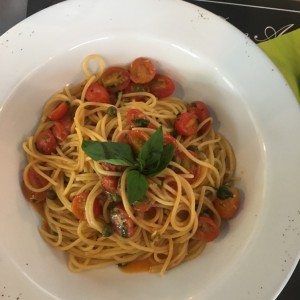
[137,126,164,171]
[217,185,234,200]
[133,118,150,127]
[145,142,174,177]
[126,170,148,204]
[82,140,135,166]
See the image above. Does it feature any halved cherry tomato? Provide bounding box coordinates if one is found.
[194,216,220,242]
[48,102,69,121]
[85,82,110,103]
[110,203,135,238]
[126,109,150,128]
[101,67,130,93]
[163,134,179,155]
[214,186,240,219]
[132,201,153,213]
[187,101,211,133]
[52,116,73,142]
[36,129,57,154]
[101,176,119,193]
[123,82,150,101]
[124,82,150,94]
[71,191,101,221]
[149,74,175,98]
[175,112,199,137]
[52,122,68,142]
[21,167,48,202]
[176,151,202,184]
[130,57,156,84]
[102,162,125,172]
[127,130,149,155]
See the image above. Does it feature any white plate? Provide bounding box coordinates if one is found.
[0,0,299,299]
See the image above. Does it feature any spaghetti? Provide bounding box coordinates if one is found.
[21,54,240,274]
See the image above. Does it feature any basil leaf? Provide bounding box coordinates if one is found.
[137,126,164,171]
[126,170,148,204]
[145,143,174,177]
[133,118,150,128]
[82,140,135,166]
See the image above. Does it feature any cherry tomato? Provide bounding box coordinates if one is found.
[194,216,220,242]
[214,186,240,219]
[21,167,48,202]
[48,102,69,121]
[110,203,135,238]
[102,162,125,172]
[71,191,101,221]
[127,130,149,155]
[163,134,179,155]
[132,201,153,213]
[130,57,156,84]
[36,129,57,154]
[126,109,150,128]
[85,82,110,103]
[124,82,150,94]
[101,67,130,93]
[52,122,68,142]
[187,101,211,133]
[149,74,175,98]
[60,116,73,133]
[175,112,198,137]
[101,176,119,193]
[124,82,150,101]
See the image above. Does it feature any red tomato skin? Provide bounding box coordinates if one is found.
[124,82,150,94]
[102,162,125,172]
[101,176,119,193]
[101,67,131,93]
[187,101,211,133]
[85,82,110,103]
[36,129,57,154]
[110,204,135,238]
[194,216,220,242]
[48,102,69,121]
[71,192,101,221]
[52,122,68,142]
[21,167,48,202]
[127,130,149,155]
[214,187,240,219]
[130,57,156,84]
[175,112,198,137]
[126,109,150,128]
[163,134,179,155]
[132,202,153,213]
[149,74,175,98]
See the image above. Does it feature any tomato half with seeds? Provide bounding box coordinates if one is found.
[127,130,149,155]
[175,112,198,137]
[163,134,179,155]
[110,203,135,238]
[187,101,211,133]
[101,67,130,93]
[130,57,156,84]
[48,102,69,121]
[214,186,240,219]
[149,74,175,98]
[21,167,48,202]
[71,191,101,221]
[36,129,57,154]
[194,216,220,242]
[101,176,119,193]
[126,109,150,128]
[85,82,110,103]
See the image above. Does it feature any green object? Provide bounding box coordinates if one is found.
[259,29,300,103]
[81,127,174,204]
